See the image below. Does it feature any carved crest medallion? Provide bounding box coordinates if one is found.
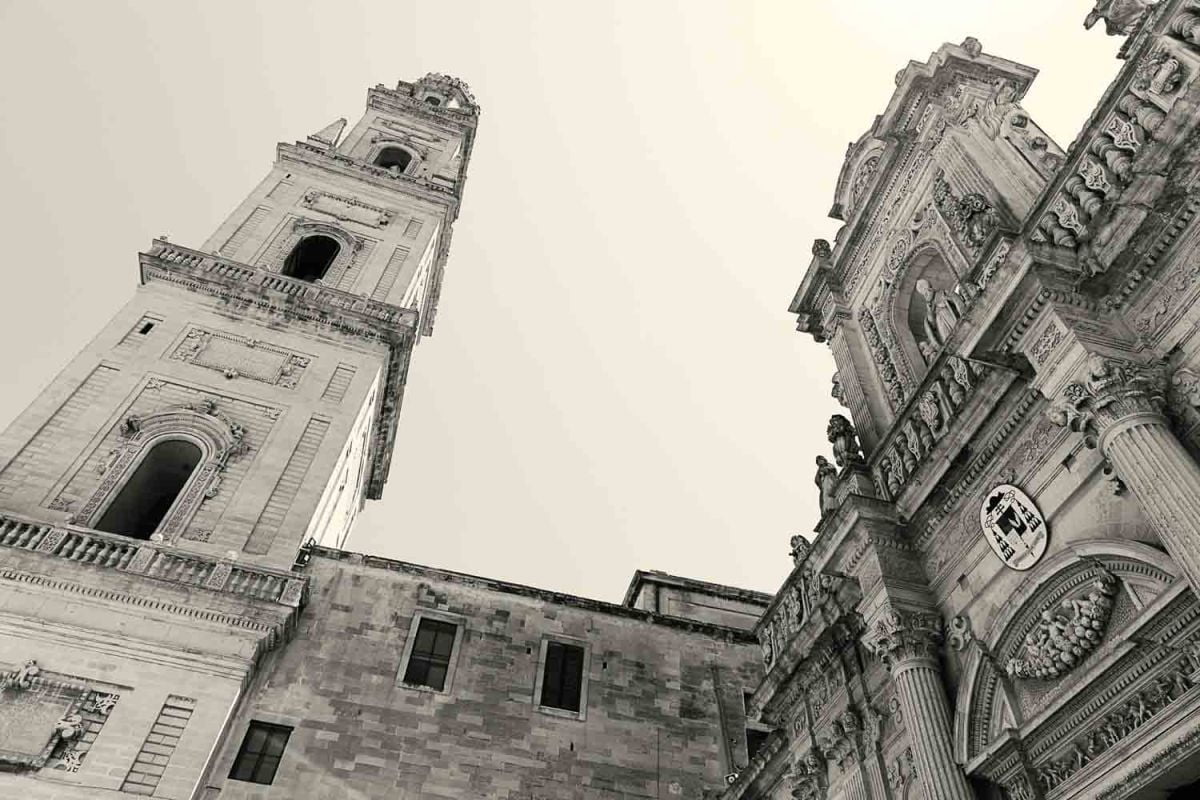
[979,484,1047,570]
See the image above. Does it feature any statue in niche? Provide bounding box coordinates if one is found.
[815,456,839,516]
[916,278,963,351]
[827,414,864,468]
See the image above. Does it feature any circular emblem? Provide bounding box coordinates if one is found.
[980,484,1047,571]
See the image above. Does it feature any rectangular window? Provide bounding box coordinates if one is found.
[402,617,458,691]
[229,721,292,785]
[540,641,585,712]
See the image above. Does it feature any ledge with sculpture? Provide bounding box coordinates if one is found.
[1025,0,1200,279]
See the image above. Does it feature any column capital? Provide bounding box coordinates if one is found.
[861,604,944,671]
[1046,353,1167,451]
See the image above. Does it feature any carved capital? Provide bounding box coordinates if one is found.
[1047,354,1167,450]
[862,605,943,669]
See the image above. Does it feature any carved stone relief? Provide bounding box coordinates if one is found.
[301,189,394,228]
[170,327,312,389]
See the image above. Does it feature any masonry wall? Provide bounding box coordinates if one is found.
[203,554,765,800]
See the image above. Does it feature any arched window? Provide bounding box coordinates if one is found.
[95,439,202,540]
[374,147,413,172]
[282,235,340,282]
[424,96,442,107]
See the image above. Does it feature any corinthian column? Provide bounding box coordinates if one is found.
[862,607,973,800]
[1048,355,1200,597]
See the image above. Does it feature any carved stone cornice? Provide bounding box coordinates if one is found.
[1046,354,1167,450]
[139,240,416,498]
[862,605,944,670]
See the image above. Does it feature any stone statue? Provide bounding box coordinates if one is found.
[815,456,839,516]
[826,415,864,468]
[789,534,811,567]
[1084,0,1155,36]
[916,278,963,349]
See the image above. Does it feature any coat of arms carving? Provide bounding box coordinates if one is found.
[979,484,1047,570]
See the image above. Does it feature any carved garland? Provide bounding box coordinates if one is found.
[1005,567,1117,680]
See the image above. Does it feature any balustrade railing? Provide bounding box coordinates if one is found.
[0,512,305,607]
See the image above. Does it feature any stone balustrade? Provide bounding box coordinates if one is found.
[0,512,307,608]
[870,351,988,502]
[144,240,414,329]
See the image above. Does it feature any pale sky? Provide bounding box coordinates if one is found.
[0,1,1118,601]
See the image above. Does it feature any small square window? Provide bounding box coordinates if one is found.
[540,641,586,712]
[138,322,155,335]
[402,618,458,691]
[229,721,291,785]
[746,727,769,760]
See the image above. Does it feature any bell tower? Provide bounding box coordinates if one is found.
[0,75,477,795]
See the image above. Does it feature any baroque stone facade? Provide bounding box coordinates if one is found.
[8,3,1200,799]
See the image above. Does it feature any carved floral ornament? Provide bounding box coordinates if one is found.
[862,605,944,669]
[1046,354,1167,448]
[1005,566,1117,679]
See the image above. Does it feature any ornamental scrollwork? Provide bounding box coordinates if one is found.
[1005,567,1117,679]
[862,605,943,669]
[1046,354,1167,448]
[932,170,1001,257]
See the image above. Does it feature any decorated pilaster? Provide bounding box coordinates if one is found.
[862,605,972,800]
[1048,353,1200,596]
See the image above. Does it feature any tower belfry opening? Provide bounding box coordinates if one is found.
[282,235,340,282]
[374,147,412,171]
[95,439,202,539]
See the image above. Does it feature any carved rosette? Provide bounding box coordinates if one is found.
[862,606,944,670]
[1047,355,1167,450]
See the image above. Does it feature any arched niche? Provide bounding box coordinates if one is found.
[954,539,1181,767]
[888,243,966,372]
[74,400,249,543]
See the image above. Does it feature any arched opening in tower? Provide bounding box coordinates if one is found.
[374,147,413,172]
[95,439,203,540]
[282,235,341,282]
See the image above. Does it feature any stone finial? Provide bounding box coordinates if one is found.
[307,118,347,149]
[960,37,983,58]
[1084,0,1154,36]
[827,415,864,469]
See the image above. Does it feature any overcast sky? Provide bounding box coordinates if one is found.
[0,1,1118,601]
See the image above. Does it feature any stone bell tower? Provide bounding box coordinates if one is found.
[0,74,477,797]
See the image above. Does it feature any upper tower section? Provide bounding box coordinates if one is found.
[202,73,479,338]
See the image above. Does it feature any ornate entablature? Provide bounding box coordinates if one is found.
[139,240,415,499]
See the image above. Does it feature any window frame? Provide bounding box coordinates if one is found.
[228,720,293,786]
[532,635,591,721]
[395,609,466,695]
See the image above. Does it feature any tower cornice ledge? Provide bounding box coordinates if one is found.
[138,240,417,498]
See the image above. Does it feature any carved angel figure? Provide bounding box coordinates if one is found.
[815,456,839,516]
[916,278,963,349]
[826,415,864,468]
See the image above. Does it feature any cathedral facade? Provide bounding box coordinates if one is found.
[5,2,1200,799]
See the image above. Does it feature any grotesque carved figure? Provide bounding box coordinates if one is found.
[916,278,963,350]
[789,534,812,567]
[827,415,864,468]
[812,239,832,259]
[815,456,839,516]
[1084,0,1155,36]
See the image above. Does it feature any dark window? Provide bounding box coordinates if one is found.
[374,146,412,172]
[229,722,291,785]
[424,95,441,106]
[540,641,585,712]
[282,235,340,282]
[95,439,202,539]
[138,322,155,335]
[746,728,768,761]
[402,618,457,691]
